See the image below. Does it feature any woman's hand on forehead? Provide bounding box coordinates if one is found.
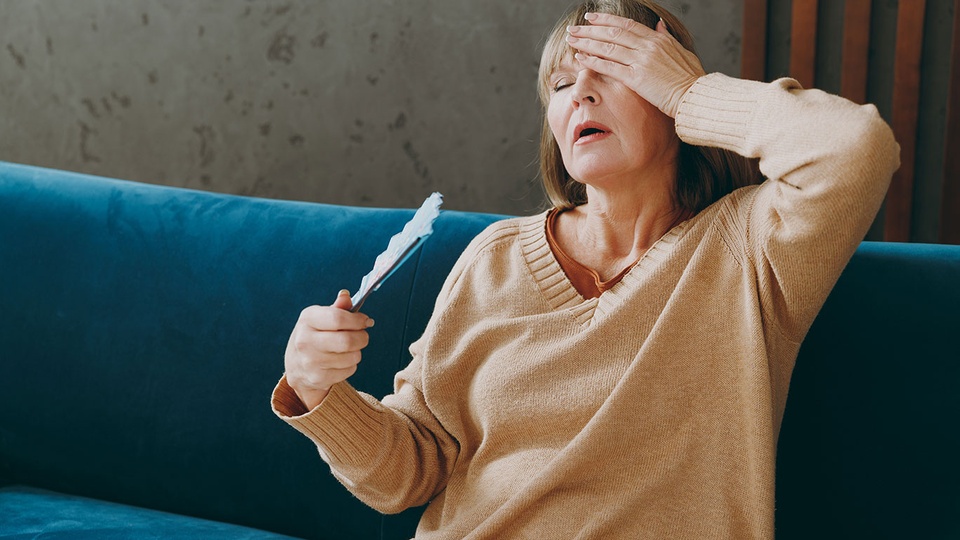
[564,12,704,118]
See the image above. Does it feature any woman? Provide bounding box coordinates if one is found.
[273,1,899,537]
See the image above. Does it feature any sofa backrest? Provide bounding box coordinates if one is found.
[1,161,958,539]
[777,241,960,539]
[0,162,501,539]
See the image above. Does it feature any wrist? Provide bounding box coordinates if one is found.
[295,386,330,411]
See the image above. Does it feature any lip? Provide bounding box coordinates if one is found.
[573,120,613,145]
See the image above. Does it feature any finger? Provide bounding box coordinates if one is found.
[566,35,637,66]
[330,289,376,327]
[573,52,635,82]
[331,289,353,311]
[583,11,658,38]
[567,23,647,51]
[571,25,703,80]
[297,327,370,355]
[325,329,370,354]
[656,18,669,35]
[311,350,363,370]
[567,17,682,66]
[299,305,373,331]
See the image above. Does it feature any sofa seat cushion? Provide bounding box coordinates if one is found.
[0,486,300,539]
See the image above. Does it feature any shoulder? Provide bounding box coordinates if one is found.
[432,213,544,305]
[458,214,542,262]
[688,184,761,265]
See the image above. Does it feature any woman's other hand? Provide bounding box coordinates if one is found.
[565,12,705,118]
[285,290,375,410]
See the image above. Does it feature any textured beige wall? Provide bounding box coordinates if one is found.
[0,0,744,215]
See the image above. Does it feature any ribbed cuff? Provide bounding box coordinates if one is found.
[271,374,309,418]
[675,73,771,155]
[271,377,386,468]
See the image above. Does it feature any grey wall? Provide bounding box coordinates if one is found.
[0,0,743,215]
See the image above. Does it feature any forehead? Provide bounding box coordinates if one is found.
[550,52,577,75]
[539,30,576,88]
[539,3,662,77]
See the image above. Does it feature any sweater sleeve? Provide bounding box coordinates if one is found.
[270,225,504,514]
[675,73,900,341]
[271,362,457,514]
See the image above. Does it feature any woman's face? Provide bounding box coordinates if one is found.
[546,54,678,190]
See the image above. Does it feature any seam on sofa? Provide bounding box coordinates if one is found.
[396,246,426,373]
[379,245,426,540]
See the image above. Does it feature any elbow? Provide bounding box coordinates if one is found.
[370,499,414,516]
[365,488,433,515]
[340,485,426,516]
[835,104,900,213]
[820,101,900,202]
[851,103,901,177]
[345,468,438,515]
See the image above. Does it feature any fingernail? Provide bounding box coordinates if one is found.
[566,35,579,43]
[366,318,375,328]
[338,289,350,297]
[584,12,598,21]
[659,18,668,30]
[566,25,579,34]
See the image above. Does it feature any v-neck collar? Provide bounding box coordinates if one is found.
[518,211,690,327]
[545,208,638,299]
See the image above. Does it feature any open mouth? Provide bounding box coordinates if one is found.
[574,122,611,143]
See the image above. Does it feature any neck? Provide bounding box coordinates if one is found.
[574,175,688,263]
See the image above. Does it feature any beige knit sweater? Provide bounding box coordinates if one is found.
[273,74,899,539]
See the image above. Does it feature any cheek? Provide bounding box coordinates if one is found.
[546,104,565,144]
[622,105,676,154]
[546,102,573,165]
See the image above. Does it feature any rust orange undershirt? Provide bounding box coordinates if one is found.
[544,208,636,300]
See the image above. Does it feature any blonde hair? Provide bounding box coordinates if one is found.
[537,0,762,212]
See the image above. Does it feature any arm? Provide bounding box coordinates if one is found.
[676,74,899,340]
[273,291,457,513]
[272,358,457,514]
[272,233,487,513]
[566,12,899,340]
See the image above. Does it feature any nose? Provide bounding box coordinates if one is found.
[571,69,600,108]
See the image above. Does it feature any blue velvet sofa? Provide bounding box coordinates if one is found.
[1,160,958,539]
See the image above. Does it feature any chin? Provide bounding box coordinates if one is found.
[569,165,627,187]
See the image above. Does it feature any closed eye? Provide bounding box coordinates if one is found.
[551,78,574,93]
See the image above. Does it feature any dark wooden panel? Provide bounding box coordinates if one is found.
[840,0,872,104]
[742,0,770,81]
[789,0,819,88]
[884,0,927,242]
[940,0,960,244]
